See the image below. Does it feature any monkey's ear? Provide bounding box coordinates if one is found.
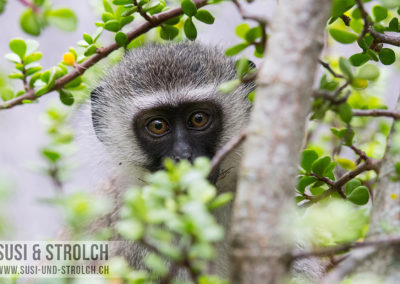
[91,86,105,142]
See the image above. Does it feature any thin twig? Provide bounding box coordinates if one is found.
[353,109,400,119]
[0,0,208,110]
[231,0,268,52]
[133,0,155,22]
[355,0,400,46]
[292,235,400,259]
[301,159,380,207]
[318,60,345,79]
[355,0,371,39]
[210,131,247,174]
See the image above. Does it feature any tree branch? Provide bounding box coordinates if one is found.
[230,0,332,282]
[355,0,400,47]
[293,235,400,259]
[301,159,380,208]
[0,0,208,110]
[318,60,345,79]
[353,109,400,119]
[210,131,247,175]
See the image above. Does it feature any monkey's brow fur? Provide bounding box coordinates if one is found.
[91,42,254,171]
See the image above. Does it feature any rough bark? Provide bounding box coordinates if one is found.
[229,1,332,283]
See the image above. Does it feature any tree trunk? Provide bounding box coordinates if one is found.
[230,1,332,283]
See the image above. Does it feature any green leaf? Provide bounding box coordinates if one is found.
[358,64,380,81]
[83,33,93,44]
[388,17,399,32]
[247,91,255,102]
[20,8,41,36]
[164,15,180,25]
[218,79,240,93]
[349,53,369,66]
[331,0,355,18]
[301,149,319,173]
[23,52,42,65]
[194,9,214,24]
[297,176,317,194]
[29,72,41,88]
[339,57,353,80]
[0,88,14,102]
[183,17,197,40]
[381,0,400,9]
[35,86,48,96]
[47,9,77,32]
[372,5,388,22]
[160,25,179,40]
[235,23,250,39]
[64,76,82,89]
[42,148,61,163]
[379,48,396,65]
[347,185,369,205]
[120,15,134,27]
[181,0,197,17]
[112,0,132,4]
[102,12,114,22]
[0,0,6,14]
[367,49,379,61]
[26,66,42,76]
[324,162,337,180]
[104,20,121,32]
[5,53,21,64]
[245,26,262,43]
[311,156,331,176]
[225,43,248,56]
[236,57,249,78]
[344,128,355,146]
[59,89,74,106]
[122,6,138,17]
[115,31,129,46]
[9,38,27,59]
[84,44,98,56]
[345,179,362,195]
[330,127,346,139]
[338,103,353,123]
[310,187,325,196]
[336,157,356,170]
[329,28,358,44]
[103,0,114,13]
[144,254,168,277]
[8,73,24,80]
[208,192,233,210]
[116,220,144,240]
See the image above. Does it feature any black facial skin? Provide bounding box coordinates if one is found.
[133,101,223,182]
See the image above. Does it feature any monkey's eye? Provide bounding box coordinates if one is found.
[147,119,169,135]
[188,112,209,129]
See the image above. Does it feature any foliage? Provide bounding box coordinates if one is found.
[1,0,400,283]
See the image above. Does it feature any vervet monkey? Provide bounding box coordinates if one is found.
[90,42,254,278]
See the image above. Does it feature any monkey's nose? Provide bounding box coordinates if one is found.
[171,151,193,163]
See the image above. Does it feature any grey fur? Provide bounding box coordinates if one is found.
[90,42,254,279]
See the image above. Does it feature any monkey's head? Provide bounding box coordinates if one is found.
[91,42,254,180]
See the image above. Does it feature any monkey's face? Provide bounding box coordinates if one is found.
[132,101,223,173]
[91,43,254,183]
